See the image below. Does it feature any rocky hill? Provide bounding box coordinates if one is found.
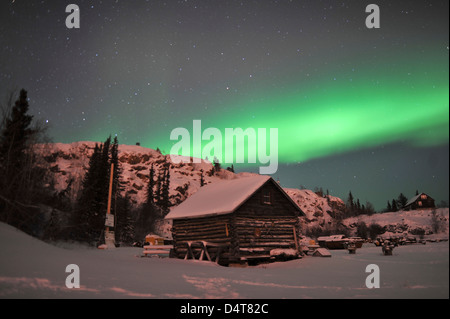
[36,142,448,240]
[38,142,343,217]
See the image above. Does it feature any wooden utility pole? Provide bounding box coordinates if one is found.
[104,163,115,248]
[106,163,114,230]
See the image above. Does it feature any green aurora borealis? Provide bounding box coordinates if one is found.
[158,57,449,165]
[1,0,448,208]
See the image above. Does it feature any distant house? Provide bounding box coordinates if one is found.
[404,193,435,211]
[165,175,305,265]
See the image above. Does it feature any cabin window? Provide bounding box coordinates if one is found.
[262,191,272,205]
[418,201,423,206]
[421,194,427,200]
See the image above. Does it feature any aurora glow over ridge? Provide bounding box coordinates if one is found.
[162,58,449,164]
[1,0,448,208]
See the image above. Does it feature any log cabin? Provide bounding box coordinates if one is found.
[404,193,435,211]
[165,175,306,265]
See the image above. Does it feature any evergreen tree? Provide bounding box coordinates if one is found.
[356,221,369,239]
[73,136,119,244]
[226,164,235,173]
[387,200,392,212]
[0,89,34,206]
[365,201,375,215]
[397,193,408,209]
[0,89,34,170]
[0,89,48,232]
[115,193,135,245]
[110,136,122,202]
[109,136,134,245]
[346,191,355,216]
[356,199,361,214]
[155,169,163,204]
[391,199,398,212]
[146,164,155,204]
[160,163,171,214]
[135,164,160,241]
[200,169,205,187]
[73,143,102,242]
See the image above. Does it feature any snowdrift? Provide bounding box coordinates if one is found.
[0,221,448,299]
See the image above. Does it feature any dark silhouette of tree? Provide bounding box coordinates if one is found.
[155,170,163,204]
[73,143,104,243]
[115,193,135,245]
[200,169,205,187]
[391,199,398,212]
[226,164,235,173]
[386,200,392,212]
[0,89,50,234]
[160,163,171,214]
[73,136,132,245]
[146,164,155,204]
[346,191,355,216]
[397,193,408,209]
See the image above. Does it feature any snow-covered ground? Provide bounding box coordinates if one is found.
[343,208,449,238]
[0,222,448,299]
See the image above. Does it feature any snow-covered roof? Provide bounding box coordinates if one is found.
[405,194,421,207]
[165,175,270,220]
[165,175,303,220]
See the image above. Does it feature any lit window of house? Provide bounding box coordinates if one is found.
[418,201,423,206]
[421,194,427,200]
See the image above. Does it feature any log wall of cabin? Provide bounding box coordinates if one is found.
[170,181,302,263]
[232,181,301,260]
[410,197,435,210]
[171,215,232,260]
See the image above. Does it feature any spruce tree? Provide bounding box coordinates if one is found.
[164,165,170,208]
[0,89,46,231]
[146,164,155,205]
[391,199,398,212]
[0,89,34,171]
[356,199,361,215]
[0,89,34,205]
[73,136,117,244]
[74,143,102,242]
[365,201,375,215]
[115,193,135,245]
[160,163,171,214]
[155,168,164,205]
[135,163,161,240]
[346,191,355,216]
[397,193,408,209]
[200,169,205,187]
[109,136,134,245]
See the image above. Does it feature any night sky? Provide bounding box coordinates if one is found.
[1,0,448,210]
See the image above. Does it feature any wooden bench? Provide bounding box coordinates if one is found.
[183,241,227,263]
[142,245,172,257]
